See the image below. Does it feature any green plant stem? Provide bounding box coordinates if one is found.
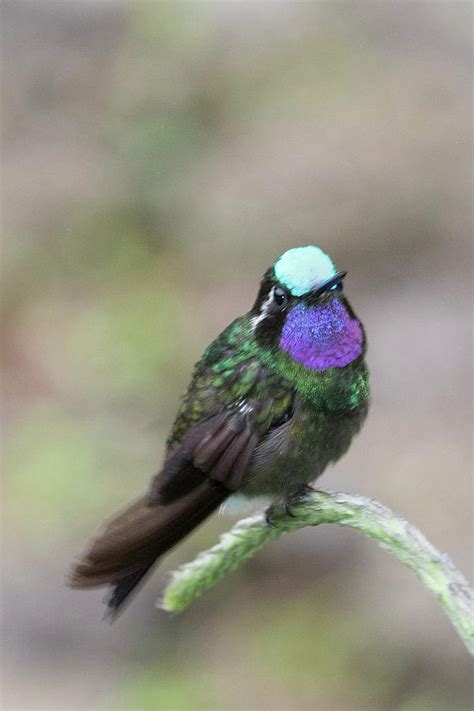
[160,489,474,654]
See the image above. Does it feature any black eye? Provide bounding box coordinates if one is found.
[273,287,287,307]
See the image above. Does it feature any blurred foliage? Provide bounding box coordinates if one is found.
[119,669,219,711]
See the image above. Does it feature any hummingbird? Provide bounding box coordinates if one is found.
[69,245,369,618]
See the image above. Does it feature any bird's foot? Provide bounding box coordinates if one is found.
[265,505,279,528]
[265,486,315,526]
[285,485,315,518]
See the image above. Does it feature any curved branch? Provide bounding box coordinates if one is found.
[159,490,474,654]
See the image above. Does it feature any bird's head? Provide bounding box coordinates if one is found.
[251,245,365,371]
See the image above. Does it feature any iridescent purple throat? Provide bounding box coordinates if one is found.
[279,300,363,371]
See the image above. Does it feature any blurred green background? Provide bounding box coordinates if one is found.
[2,1,472,709]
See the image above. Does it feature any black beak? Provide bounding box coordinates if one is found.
[312,271,347,297]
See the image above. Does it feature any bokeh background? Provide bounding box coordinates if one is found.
[2,1,472,709]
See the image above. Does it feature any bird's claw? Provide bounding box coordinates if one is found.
[285,485,315,517]
[265,505,278,528]
[266,486,315,527]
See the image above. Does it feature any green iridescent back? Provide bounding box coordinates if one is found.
[169,316,293,445]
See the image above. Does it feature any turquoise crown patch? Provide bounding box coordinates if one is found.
[274,246,337,297]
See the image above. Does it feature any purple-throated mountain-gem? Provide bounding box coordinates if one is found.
[69,245,369,617]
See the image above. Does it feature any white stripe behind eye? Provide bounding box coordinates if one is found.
[250,287,275,331]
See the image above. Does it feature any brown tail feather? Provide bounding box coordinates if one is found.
[68,479,228,611]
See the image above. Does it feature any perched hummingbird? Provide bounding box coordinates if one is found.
[69,246,369,618]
